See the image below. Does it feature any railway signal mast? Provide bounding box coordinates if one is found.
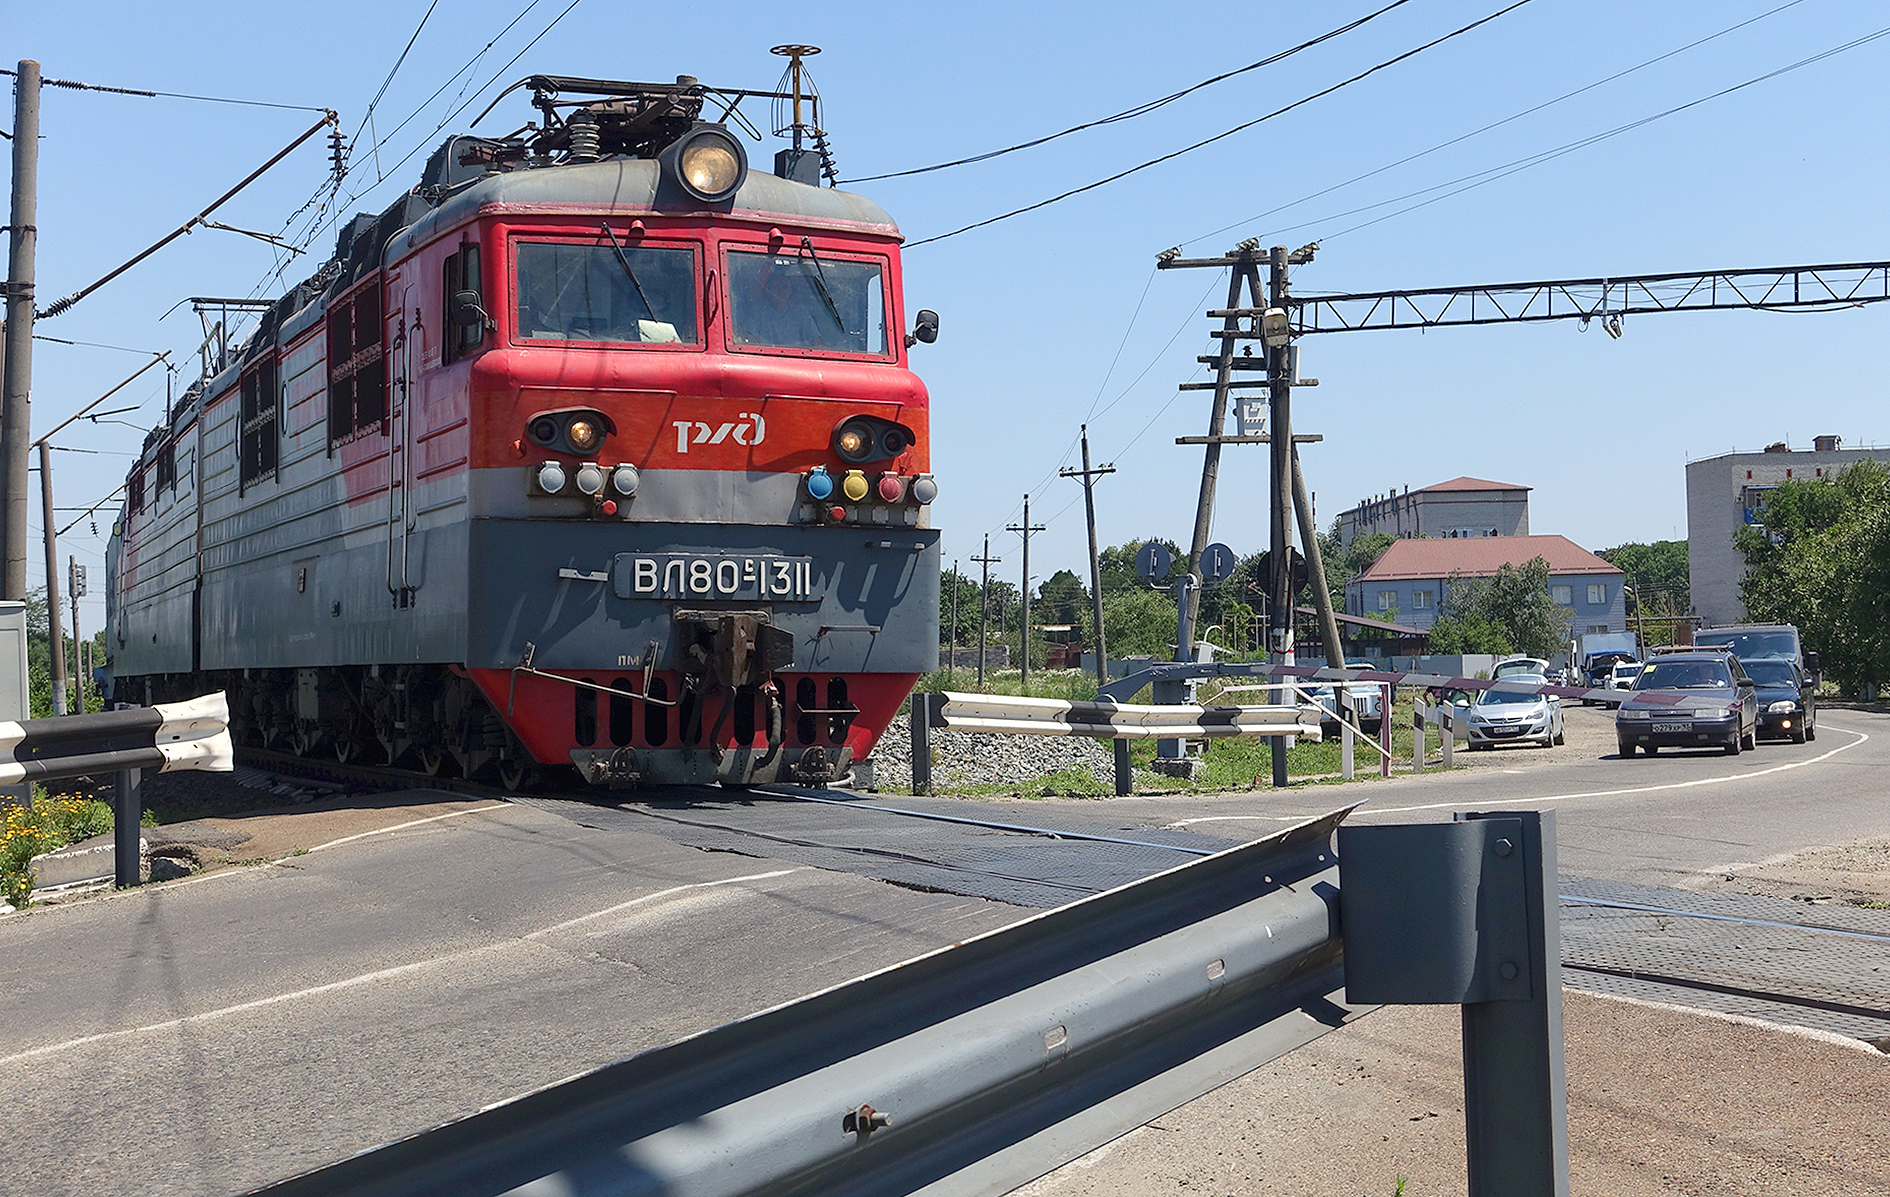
[1160,249,1890,785]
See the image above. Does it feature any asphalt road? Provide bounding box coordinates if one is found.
[2,703,1884,1195]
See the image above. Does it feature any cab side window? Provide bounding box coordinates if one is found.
[443,243,483,364]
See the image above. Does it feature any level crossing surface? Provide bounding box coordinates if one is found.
[2,705,1886,1195]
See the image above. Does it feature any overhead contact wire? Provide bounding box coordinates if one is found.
[906,0,1537,248]
[842,0,1417,185]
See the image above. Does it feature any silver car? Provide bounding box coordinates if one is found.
[1466,675,1564,749]
[1304,680,1383,735]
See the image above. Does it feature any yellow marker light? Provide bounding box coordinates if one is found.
[567,418,600,452]
[842,469,869,502]
[681,141,741,196]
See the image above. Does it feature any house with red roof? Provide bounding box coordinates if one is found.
[1348,534,1626,635]
[1336,476,1530,551]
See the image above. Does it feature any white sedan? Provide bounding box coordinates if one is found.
[1465,676,1564,749]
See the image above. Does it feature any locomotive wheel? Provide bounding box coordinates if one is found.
[334,737,358,764]
[497,759,540,792]
[292,727,318,758]
[416,747,449,777]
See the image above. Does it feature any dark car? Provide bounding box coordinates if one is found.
[1741,657,1817,743]
[1614,651,1759,757]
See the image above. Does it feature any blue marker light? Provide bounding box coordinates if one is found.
[805,466,834,500]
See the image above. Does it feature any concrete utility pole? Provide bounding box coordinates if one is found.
[947,559,960,685]
[38,441,65,714]
[972,535,1001,687]
[3,60,42,601]
[67,554,82,714]
[1006,496,1046,694]
[1265,246,1296,788]
[1058,425,1116,687]
[1180,247,1264,631]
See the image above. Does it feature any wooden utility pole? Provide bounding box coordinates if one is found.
[972,535,1001,687]
[67,555,83,714]
[1006,496,1046,694]
[1058,425,1116,687]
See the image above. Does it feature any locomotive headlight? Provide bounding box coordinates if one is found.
[842,469,869,502]
[567,418,601,452]
[575,463,605,495]
[612,464,640,496]
[661,124,748,204]
[835,421,874,462]
[537,462,567,493]
[529,416,559,446]
[910,475,938,504]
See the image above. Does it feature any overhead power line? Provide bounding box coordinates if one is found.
[843,0,1418,185]
[0,65,330,113]
[906,0,1536,248]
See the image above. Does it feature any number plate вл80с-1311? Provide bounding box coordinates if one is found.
[612,554,818,602]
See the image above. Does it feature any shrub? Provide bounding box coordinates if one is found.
[1,792,118,908]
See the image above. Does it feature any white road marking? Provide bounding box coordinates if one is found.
[1167,725,1871,826]
[304,804,512,853]
[0,867,801,1067]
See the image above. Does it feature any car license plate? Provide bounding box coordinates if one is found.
[1650,722,1690,733]
[613,553,818,602]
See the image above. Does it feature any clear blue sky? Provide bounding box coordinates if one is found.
[8,0,1888,635]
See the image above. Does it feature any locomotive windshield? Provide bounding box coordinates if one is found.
[515,240,699,344]
[726,248,886,355]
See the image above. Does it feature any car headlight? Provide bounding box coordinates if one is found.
[1767,700,1798,714]
[1693,708,1731,719]
[1618,709,1651,721]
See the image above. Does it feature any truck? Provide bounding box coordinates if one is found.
[1572,632,1641,690]
[1693,623,1819,682]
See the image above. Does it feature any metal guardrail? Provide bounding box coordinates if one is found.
[0,691,232,783]
[922,690,1324,740]
[244,805,1572,1197]
[908,691,1325,796]
[247,808,1361,1197]
[5,692,233,888]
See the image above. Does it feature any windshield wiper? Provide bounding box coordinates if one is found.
[797,236,848,333]
[600,223,656,318]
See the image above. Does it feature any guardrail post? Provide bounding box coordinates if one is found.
[1113,739,1132,796]
[1379,683,1392,778]
[1440,705,1454,767]
[113,766,140,888]
[1339,810,1569,1197]
[910,693,938,796]
[1412,702,1427,773]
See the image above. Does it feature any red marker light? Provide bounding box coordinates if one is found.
[830,505,847,522]
[877,474,905,502]
[601,500,618,515]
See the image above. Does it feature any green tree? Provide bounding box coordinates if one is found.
[1736,459,1890,693]
[1599,539,1689,643]
[1426,558,1571,659]
[1037,569,1087,627]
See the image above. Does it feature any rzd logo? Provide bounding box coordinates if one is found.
[673,412,765,453]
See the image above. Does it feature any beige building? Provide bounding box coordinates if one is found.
[1685,436,1890,627]
[1336,476,1529,552]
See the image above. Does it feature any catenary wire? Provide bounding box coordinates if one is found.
[1176,0,1813,250]
[1312,23,1890,245]
[905,0,1537,249]
[842,0,1417,185]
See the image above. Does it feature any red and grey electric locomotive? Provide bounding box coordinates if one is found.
[105,71,941,789]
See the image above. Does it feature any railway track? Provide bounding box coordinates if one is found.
[233,751,1890,1043]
